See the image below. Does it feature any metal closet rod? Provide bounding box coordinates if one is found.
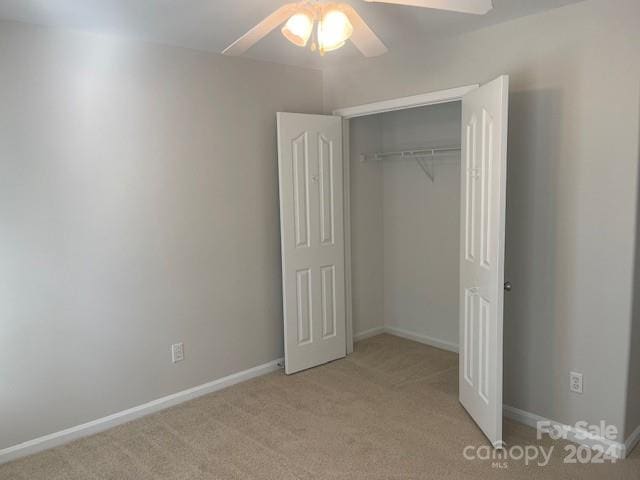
[360,145,461,162]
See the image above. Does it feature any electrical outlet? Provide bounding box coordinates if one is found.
[569,372,583,394]
[171,343,184,363]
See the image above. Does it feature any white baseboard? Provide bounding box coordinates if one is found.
[384,326,459,353]
[0,358,283,465]
[353,326,458,353]
[503,405,627,460]
[353,326,386,342]
[625,423,640,457]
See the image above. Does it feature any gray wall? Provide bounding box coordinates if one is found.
[0,20,323,450]
[627,117,640,441]
[325,0,640,438]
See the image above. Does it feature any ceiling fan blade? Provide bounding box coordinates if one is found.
[362,0,493,15]
[338,4,388,57]
[222,3,299,56]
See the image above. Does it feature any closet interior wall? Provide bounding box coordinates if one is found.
[350,102,462,348]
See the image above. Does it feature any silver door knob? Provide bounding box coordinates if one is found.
[504,282,512,292]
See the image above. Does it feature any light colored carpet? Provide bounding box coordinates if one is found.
[1,334,638,479]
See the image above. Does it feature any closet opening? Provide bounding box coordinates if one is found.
[347,101,462,355]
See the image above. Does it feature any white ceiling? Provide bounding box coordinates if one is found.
[0,0,585,68]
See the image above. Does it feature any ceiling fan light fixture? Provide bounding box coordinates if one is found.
[318,9,353,53]
[281,11,314,47]
[224,0,489,58]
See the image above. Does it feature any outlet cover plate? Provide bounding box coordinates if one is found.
[570,371,583,394]
[172,343,184,363]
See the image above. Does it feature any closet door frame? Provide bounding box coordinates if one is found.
[332,84,479,354]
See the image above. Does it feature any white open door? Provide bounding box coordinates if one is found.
[459,75,509,447]
[277,112,346,375]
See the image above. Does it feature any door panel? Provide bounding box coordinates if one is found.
[459,76,509,448]
[278,113,346,374]
[296,269,312,345]
[321,265,337,338]
[292,133,310,249]
[319,134,335,246]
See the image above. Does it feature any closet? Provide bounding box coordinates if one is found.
[349,102,462,351]
[277,76,509,447]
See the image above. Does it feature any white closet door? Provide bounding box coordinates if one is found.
[277,112,346,374]
[459,76,509,447]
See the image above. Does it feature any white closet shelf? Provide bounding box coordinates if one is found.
[360,145,461,182]
[359,145,460,163]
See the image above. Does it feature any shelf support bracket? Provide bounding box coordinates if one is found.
[415,156,435,182]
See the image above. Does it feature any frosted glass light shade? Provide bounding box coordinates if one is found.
[282,12,314,47]
[318,9,353,53]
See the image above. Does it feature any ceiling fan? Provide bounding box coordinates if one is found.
[222,0,493,58]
